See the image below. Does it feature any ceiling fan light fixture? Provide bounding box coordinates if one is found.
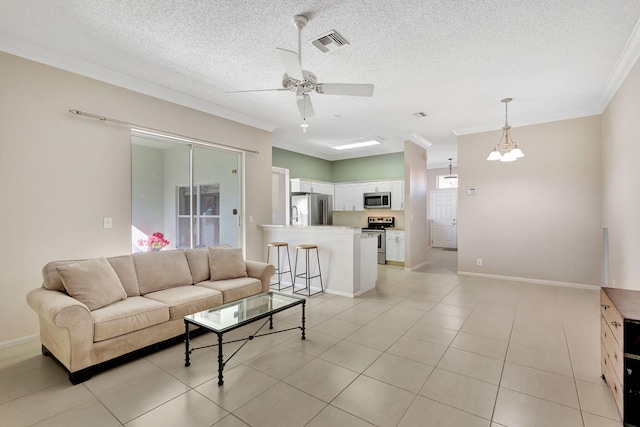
[333,136,383,150]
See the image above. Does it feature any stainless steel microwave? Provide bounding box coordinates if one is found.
[363,192,391,209]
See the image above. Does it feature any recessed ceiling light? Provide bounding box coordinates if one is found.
[332,136,383,150]
[330,114,341,119]
[413,112,428,118]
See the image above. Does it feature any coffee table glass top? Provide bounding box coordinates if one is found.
[185,291,305,332]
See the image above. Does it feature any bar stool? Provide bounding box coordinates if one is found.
[293,244,324,297]
[266,242,294,291]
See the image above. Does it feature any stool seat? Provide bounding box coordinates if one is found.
[296,244,318,250]
[268,242,288,247]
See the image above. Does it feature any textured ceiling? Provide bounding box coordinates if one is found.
[2,1,640,168]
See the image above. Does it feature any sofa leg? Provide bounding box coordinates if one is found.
[41,345,51,356]
[69,369,93,385]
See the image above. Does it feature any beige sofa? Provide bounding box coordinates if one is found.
[26,247,275,384]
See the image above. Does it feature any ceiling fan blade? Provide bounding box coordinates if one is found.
[276,48,303,81]
[226,88,288,93]
[297,94,314,119]
[316,83,374,97]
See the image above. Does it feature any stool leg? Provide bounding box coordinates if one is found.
[286,247,294,290]
[276,246,282,289]
[315,248,324,293]
[293,248,299,293]
[306,248,311,297]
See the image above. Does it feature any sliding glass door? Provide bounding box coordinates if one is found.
[131,132,241,251]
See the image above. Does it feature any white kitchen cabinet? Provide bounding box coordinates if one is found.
[376,181,391,192]
[333,184,346,211]
[290,178,334,197]
[386,230,405,262]
[390,180,404,210]
[353,183,367,210]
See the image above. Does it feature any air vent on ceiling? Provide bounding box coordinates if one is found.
[310,30,349,53]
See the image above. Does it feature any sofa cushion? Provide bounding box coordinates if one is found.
[185,245,232,283]
[107,255,140,297]
[143,286,223,320]
[197,277,261,303]
[133,250,194,295]
[208,247,248,281]
[185,248,210,283]
[91,296,170,342]
[56,258,127,311]
[42,260,83,292]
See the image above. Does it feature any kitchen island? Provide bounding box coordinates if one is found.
[260,225,378,297]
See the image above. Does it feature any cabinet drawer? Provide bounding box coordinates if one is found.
[601,290,624,346]
[602,345,624,418]
[601,316,624,383]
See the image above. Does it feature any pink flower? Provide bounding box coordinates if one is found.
[139,232,170,251]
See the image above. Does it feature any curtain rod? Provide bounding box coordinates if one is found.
[68,109,259,154]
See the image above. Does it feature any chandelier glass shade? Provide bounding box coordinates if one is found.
[487,98,525,162]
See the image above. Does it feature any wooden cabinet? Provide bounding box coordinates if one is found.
[601,288,640,425]
[385,230,405,263]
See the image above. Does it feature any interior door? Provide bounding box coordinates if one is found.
[431,190,457,248]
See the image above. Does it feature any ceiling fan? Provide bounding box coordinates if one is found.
[227,15,374,130]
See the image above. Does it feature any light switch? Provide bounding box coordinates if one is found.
[248,215,254,223]
[467,188,477,195]
[103,217,113,229]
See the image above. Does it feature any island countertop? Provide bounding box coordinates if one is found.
[259,224,361,231]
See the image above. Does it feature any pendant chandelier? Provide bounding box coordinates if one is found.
[487,98,525,162]
[444,158,456,179]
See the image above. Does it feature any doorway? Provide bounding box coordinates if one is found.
[430,189,457,249]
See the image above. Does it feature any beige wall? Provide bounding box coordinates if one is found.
[0,52,272,345]
[404,141,429,269]
[601,54,640,290]
[457,115,602,286]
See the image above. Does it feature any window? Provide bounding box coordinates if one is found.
[131,133,242,252]
[437,174,458,189]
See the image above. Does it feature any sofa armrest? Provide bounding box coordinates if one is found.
[245,261,275,293]
[27,287,92,328]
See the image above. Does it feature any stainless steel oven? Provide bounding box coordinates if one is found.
[362,216,395,264]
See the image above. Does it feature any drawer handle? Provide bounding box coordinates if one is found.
[612,321,621,328]
[602,304,610,310]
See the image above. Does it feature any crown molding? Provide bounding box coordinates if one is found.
[598,17,640,111]
[0,39,277,132]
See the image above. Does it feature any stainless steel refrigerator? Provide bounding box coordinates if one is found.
[291,193,333,226]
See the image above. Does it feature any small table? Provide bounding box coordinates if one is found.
[184,291,306,386]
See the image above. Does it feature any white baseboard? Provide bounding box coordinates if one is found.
[0,334,39,350]
[409,260,429,271]
[457,271,599,290]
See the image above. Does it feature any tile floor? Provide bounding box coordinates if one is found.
[0,249,622,426]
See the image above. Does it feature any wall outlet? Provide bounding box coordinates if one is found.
[476,258,482,266]
[103,217,112,229]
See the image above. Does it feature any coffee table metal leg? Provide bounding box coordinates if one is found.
[217,332,224,386]
[301,300,306,340]
[269,314,273,329]
[184,321,190,367]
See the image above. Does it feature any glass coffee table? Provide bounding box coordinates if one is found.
[184,291,306,386]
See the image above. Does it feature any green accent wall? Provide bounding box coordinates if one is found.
[273,148,404,183]
[331,152,404,182]
[272,147,332,181]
